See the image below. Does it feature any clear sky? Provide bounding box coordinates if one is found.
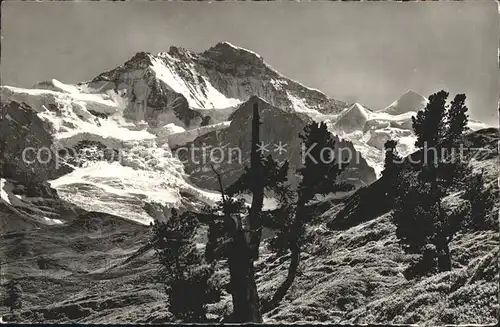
[1,1,498,125]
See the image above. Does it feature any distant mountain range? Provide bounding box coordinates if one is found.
[0,41,490,225]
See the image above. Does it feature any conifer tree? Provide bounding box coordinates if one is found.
[382,139,402,178]
[462,171,496,230]
[263,122,352,312]
[444,94,469,148]
[4,280,22,313]
[393,91,470,276]
[412,90,449,149]
[152,209,220,322]
[204,102,284,323]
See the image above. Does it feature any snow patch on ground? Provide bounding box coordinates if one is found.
[44,217,64,225]
[0,178,12,205]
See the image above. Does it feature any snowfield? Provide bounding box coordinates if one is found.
[1,82,223,225]
[326,101,419,177]
[326,95,491,177]
[150,56,242,109]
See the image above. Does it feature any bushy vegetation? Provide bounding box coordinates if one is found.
[147,91,497,323]
[178,103,353,322]
[385,91,496,278]
[460,171,496,231]
[4,280,22,313]
[151,209,221,322]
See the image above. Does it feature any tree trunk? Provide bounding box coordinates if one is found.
[249,102,264,259]
[263,198,305,313]
[262,242,300,313]
[435,196,452,272]
[436,239,452,272]
[210,105,263,323]
[227,230,262,322]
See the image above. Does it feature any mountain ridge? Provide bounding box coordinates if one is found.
[0,41,492,225]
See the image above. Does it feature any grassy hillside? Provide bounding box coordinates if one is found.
[1,129,498,325]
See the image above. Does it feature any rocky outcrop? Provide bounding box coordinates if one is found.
[180,96,376,190]
[82,42,347,129]
[1,101,83,229]
[84,53,205,128]
[0,101,70,186]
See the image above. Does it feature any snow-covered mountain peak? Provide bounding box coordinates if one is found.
[401,89,422,97]
[113,51,155,74]
[333,102,372,133]
[382,89,428,115]
[351,102,369,112]
[202,41,263,62]
[156,45,199,62]
[78,42,348,127]
[1,42,493,227]
[127,51,154,65]
[398,89,428,104]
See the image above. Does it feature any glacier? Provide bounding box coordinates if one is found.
[326,91,490,177]
[1,42,492,225]
[1,82,223,225]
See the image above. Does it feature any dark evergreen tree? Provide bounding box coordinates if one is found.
[461,171,496,230]
[267,181,297,256]
[298,122,352,199]
[444,94,469,148]
[204,197,248,262]
[392,170,452,276]
[412,90,449,149]
[4,280,22,313]
[379,139,403,203]
[152,209,220,322]
[382,139,402,178]
[204,102,284,323]
[439,94,470,185]
[227,155,289,198]
[248,102,264,261]
[263,122,352,312]
[393,90,470,276]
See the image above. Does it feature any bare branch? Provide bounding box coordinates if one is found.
[210,163,227,205]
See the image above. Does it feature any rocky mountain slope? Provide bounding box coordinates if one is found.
[1,128,497,324]
[1,42,496,324]
[326,91,489,176]
[81,41,347,128]
[181,96,376,190]
[0,42,374,225]
[1,41,493,224]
